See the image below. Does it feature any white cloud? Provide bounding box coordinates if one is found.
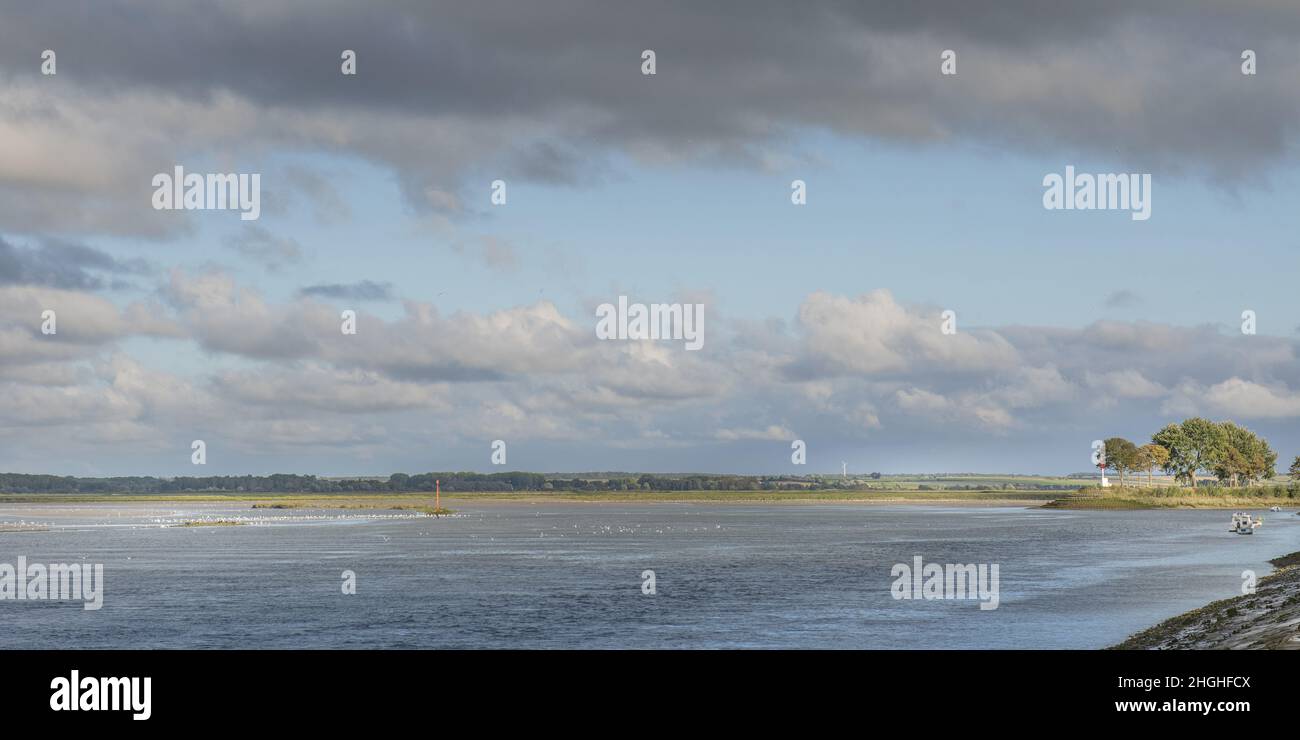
[714,425,794,441]
[894,387,1015,431]
[797,289,1017,377]
[1084,369,1167,400]
[1203,378,1300,419]
[1,273,1297,471]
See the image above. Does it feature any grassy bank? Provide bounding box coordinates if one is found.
[1044,485,1299,510]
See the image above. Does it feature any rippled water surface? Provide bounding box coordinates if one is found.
[2,502,1297,648]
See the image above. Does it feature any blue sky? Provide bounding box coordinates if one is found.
[99,137,1300,332]
[2,2,1299,477]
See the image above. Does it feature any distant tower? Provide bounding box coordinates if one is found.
[842,461,847,479]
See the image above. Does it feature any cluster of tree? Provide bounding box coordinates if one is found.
[0,471,772,494]
[549,478,635,491]
[634,475,762,491]
[0,472,549,494]
[389,472,548,492]
[0,475,165,493]
[1104,418,1282,488]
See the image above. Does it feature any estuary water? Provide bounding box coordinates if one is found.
[1,502,1297,649]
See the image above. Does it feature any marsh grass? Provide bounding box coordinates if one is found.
[1045,485,1299,510]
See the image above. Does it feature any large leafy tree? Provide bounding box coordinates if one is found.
[1152,418,1227,489]
[1290,456,1300,480]
[1136,444,1170,487]
[1243,431,1276,485]
[1214,446,1250,487]
[1216,421,1277,486]
[1103,437,1139,487]
[1247,433,1276,484]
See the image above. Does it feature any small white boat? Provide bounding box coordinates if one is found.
[1230,512,1263,534]
[1270,506,1282,512]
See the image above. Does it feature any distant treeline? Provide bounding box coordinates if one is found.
[0,472,537,494]
[0,470,1200,495]
[0,472,778,494]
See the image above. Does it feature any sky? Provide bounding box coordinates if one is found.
[1,1,1298,477]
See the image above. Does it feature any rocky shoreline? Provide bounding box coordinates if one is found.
[1112,551,1300,649]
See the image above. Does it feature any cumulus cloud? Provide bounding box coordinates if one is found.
[1084,369,1167,400]
[211,364,449,414]
[0,354,199,429]
[895,387,1015,431]
[0,285,180,362]
[794,290,1017,377]
[714,425,795,441]
[4,2,1300,238]
[164,269,334,360]
[2,271,1298,472]
[1168,378,1300,420]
